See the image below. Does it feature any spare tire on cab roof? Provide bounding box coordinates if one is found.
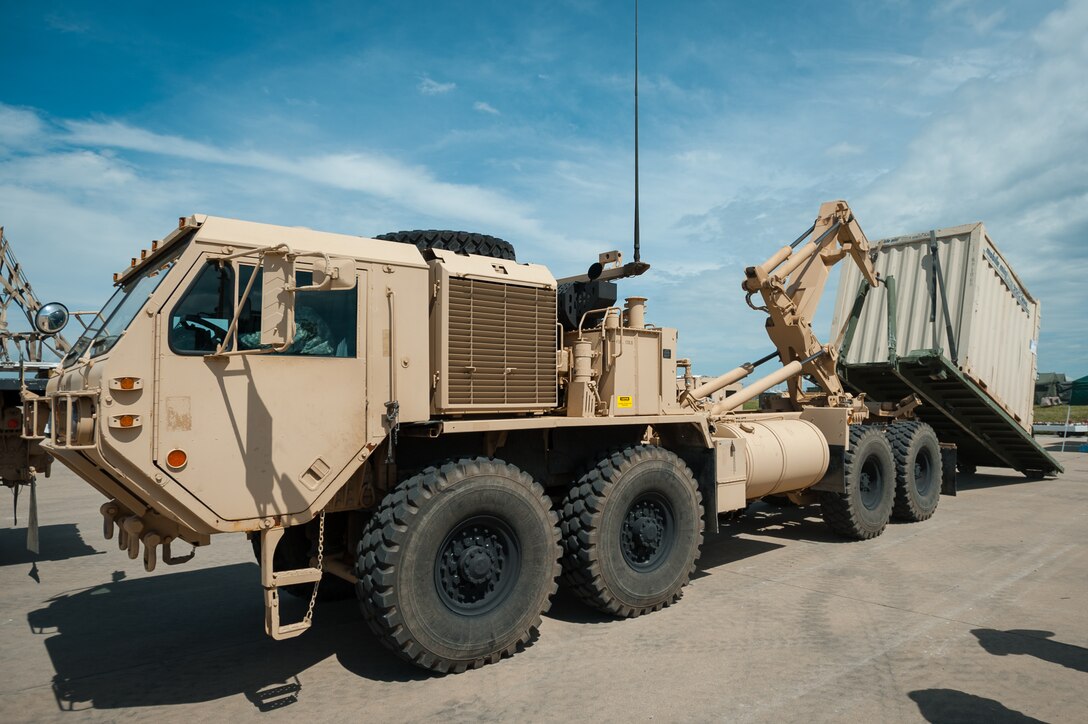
[374,230,517,261]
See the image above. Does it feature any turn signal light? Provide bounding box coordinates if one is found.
[166,449,188,469]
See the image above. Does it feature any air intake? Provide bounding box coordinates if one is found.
[429,251,558,414]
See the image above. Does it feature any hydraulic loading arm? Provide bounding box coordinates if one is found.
[742,200,879,409]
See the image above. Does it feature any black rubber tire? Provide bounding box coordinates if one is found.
[819,425,895,540]
[355,458,560,673]
[889,421,941,522]
[560,445,704,617]
[374,230,516,261]
[249,525,355,601]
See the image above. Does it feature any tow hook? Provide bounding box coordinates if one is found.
[100,500,196,572]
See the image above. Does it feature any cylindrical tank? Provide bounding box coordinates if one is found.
[572,340,594,383]
[625,296,647,329]
[715,418,829,498]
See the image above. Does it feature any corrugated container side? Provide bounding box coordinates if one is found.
[831,222,1039,430]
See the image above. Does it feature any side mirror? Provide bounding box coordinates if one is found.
[35,302,69,335]
[260,252,295,348]
[312,256,357,291]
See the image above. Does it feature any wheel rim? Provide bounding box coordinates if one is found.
[434,515,520,616]
[859,455,886,510]
[620,492,675,572]
[914,448,936,496]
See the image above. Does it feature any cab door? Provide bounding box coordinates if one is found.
[154,254,368,524]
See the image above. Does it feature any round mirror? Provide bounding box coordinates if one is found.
[34,302,69,335]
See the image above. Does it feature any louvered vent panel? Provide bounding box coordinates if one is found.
[446,278,557,408]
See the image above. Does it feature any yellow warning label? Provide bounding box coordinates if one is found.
[617,395,634,409]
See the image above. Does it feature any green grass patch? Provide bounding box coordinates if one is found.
[1034,405,1088,423]
[743,399,760,411]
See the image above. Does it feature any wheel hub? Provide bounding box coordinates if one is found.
[859,457,884,510]
[459,546,494,584]
[620,494,675,572]
[435,517,519,616]
[632,515,663,548]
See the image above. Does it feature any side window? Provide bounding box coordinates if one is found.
[169,262,235,354]
[238,265,358,357]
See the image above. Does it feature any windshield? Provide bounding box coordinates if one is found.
[63,243,187,366]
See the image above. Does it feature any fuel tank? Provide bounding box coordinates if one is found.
[715,418,830,499]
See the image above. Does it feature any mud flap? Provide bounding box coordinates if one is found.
[809,445,846,493]
[26,480,39,554]
[940,444,958,496]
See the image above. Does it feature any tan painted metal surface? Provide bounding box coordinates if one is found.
[831,222,1039,430]
[714,418,830,498]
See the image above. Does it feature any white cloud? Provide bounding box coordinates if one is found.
[858,0,1088,375]
[473,101,500,115]
[59,115,544,240]
[0,105,45,147]
[418,76,456,95]
[824,142,864,158]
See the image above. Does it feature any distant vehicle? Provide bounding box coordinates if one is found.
[1033,422,1088,437]
[0,226,75,551]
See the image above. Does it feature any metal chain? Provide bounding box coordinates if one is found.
[303,511,325,625]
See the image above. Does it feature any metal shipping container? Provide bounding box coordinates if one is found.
[831,222,1040,431]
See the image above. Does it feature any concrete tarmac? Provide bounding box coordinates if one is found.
[2,443,1085,723]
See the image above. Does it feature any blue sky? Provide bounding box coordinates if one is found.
[2,0,1085,379]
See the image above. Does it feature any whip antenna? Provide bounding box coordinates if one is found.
[633,0,641,263]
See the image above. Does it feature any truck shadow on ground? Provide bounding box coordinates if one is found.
[26,562,428,712]
[971,628,1088,673]
[0,524,102,566]
[954,471,1051,491]
[718,502,854,544]
[547,522,785,623]
[909,688,1044,723]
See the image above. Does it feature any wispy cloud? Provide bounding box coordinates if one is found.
[0,105,45,145]
[473,101,500,115]
[60,116,542,238]
[418,76,456,95]
[824,142,864,158]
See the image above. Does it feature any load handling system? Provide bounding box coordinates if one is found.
[35,201,956,672]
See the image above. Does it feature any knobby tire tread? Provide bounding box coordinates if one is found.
[889,420,940,522]
[355,457,559,674]
[374,230,517,261]
[819,425,893,540]
[559,445,703,618]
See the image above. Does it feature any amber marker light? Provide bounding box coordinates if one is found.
[118,415,136,428]
[166,449,188,469]
[119,377,136,390]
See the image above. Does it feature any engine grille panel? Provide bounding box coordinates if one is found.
[445,277,557,409]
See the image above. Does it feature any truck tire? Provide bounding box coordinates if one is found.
[249,525,355,601]
[560,445,703,617]
[889,422,941,522]
[355,458,560,673]
[373,230,517,261]
[819,426,895,540]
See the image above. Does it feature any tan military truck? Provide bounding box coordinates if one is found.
[34,201,949,672]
